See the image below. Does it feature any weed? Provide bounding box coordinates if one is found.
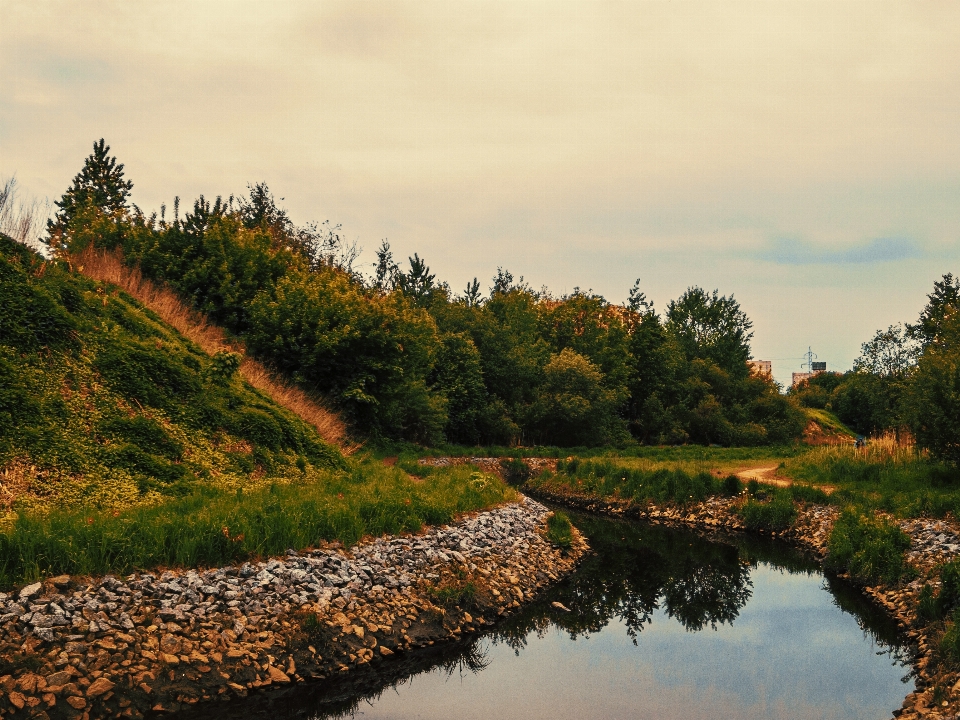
[721,474,742,496]
[500,458,531,485]
[825,509,913,585]
[546,511,574,549]
[739,491,797,532]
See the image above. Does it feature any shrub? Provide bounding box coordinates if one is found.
[739,491,797,532]
[546,511,573,549]
[721,474,741,496]
[825,509,912,584]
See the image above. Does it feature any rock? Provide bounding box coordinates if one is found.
[86,677,115,698]
[66,696,86,709]
[44,671,72,689]
[380,646,394,656]
[9,691,25,709]
[267,666,290,683]
[19,582,42,600]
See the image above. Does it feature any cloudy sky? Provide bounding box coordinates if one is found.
[3,1,959,387]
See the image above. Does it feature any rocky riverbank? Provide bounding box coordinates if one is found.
[0,497,586,720]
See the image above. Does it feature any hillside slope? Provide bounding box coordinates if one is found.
[0,233,343,518]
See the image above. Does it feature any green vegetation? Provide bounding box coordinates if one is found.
[0,229,517,587]
[738,489,797,532]
[0,464,514,587]
[0,231,340,518]
[534,458,719,506]
[47,139,805,448]
[545,511,574,549]
[783,444,960,518]
[825,510,913,585]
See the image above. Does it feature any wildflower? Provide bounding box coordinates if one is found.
[222,526,230,538]
[86,517,94,525]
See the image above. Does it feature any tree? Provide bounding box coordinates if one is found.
[48,139,132,245]
[908,274,960,348]
[666,287,753,377]
[395,253,436,306]
[853,324,918,378]
[527,348,627,446]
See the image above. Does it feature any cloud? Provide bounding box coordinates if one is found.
[758,236,923,266]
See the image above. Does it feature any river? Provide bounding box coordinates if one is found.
[188,509,914,720]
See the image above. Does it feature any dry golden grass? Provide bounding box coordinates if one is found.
[71,246,354,452]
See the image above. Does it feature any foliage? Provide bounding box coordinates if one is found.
[545,511,573,549]
[47,139,132,248]
[0,462,517,587]
[526,349,627,446]
[721,474,742,496]
[783,442,960,518]
[0,232,342,518]
[540,458,718,506]
[738,491,797,532]
[825,510,912,585]
[44,143,808,448]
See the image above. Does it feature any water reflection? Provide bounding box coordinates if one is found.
[181,511,913,720]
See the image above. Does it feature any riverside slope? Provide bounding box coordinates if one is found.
[0,497,586,719]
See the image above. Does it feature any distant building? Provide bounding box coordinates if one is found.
[749,360,772,378]
[793,361,826,388]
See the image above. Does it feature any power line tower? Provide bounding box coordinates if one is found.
[802,346,818,373]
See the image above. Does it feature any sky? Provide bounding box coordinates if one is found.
[3,1,959,388]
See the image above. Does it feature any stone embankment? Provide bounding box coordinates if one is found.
[519,477,960,720]
[0,497,586,720]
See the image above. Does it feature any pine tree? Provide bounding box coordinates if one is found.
[48,139,133,239]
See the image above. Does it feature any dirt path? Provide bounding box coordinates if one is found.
[735,465,835,495]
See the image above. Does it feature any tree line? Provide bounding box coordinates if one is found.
[43,140,805,447]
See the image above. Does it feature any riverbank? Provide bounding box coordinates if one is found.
[0,497,586,720]
[520,474,960,720]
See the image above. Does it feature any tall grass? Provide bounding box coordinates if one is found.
[0,462,517,588]
[0,177,50,252]
[71,246,351,451]
[537,458,719,506]
[783,443,960,517]
[825,509,913,584]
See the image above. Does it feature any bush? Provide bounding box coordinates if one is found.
[546,511,573,549]
[739,491,797,532]
[825,509,912,584]
[721,474,741,496]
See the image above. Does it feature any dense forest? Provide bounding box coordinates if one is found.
[38,141,807,449]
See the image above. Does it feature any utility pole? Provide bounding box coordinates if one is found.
[802,346,817,373]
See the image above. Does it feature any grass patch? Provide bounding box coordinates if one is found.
[545,511,573,549]
[532,458,720,507]
[825,509,913,585]
[0,462,516,588]
[782,444,960,518]
[738,490,797,532]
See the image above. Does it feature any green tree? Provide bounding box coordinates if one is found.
[666,287,753,378]
[908,273,960,348]
[527,348,627,446]
[48,139,132,248]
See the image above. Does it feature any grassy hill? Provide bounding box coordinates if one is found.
[0,232,343,516]
[0,234,515,586]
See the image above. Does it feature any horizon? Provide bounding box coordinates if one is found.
[4,1,959,389]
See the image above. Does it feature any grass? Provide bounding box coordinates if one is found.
[545,511,573,549]
[824,509,913,585]
[739,489,797,531]
[0,462,516,588]
[782,443,960,518]
[72,245,350,450]
[531,458,720,506]
[804,407,857,438]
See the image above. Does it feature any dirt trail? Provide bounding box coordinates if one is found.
[735,465,835,495]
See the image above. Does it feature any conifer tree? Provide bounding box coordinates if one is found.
[48,139,132,239]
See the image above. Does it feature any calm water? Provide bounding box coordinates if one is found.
[196,511,913,720]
